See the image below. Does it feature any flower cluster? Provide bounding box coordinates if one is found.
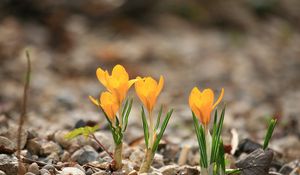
[75,64,277,174]
[88,64,172,172]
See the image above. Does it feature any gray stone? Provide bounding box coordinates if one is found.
[4,125,28,150]
[279,160,300,174]
[40,141,62,156]
[71,145,99,165]
[86,168,93,175]
[122,159,135,174]
[177,165,200,175]
[159,164,179,175]
[39,168,50,175]
[152,153,164,168]
[0,170,6,175]
[46,152,60,163]
[28,162,39,175]
[92,170,110,175]
[61,151,70,162]
[26,138,42,155]
[54,130,75,149]
[0,136,16,154]
[27,129,38,139]
[61,167,85,175]
[129,148,144,166]
[24,173,35,175]
[0,154,18,175]
[74,164,85,173]
[42,164,56,174]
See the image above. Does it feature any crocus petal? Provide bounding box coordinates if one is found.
[212,88,224,109]
[100,91,119,123]
[112,64,129,82]
[128,79,137,88]
[135,77,145,102]
[189,87,201,109]
[135,76,163,113]
[202,89,214,107]
[189,87,224,126]
[96,68,109,87]
[156,76,164,97]
[89,96,100,106]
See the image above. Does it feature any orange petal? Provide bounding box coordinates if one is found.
[189,87,200,109]
[212,88,224,109]
[202,88,214,107]
[135,77,145,101]
[96,68,109,87]
[128,79,137,88]
[89,96,100,106]
[111,64,129,82]
[156,75,164,97]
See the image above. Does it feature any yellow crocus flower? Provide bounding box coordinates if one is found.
[89,91,119,125]
[189,87,224,127]
[96,64,136,105]
[135,76,164,112]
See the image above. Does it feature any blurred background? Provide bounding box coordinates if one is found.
[0,0,300,161]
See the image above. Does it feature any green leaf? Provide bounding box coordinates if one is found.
[123,98,133,132]
[141,106,149,148]
[263,118,277,150]
[193,113,208,168]
[210,110,218,164]
[218,139,225,173]
[152,109,173,153]
[122,98,129,117]
[155,105,163,130]
[211,107,225,165]
[225,169,241,174]
[65,125,99,140]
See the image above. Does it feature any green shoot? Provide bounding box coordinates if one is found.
[155,105,163,130]
[122,98,133,132]
[141,106,149,148]
[263,118,277,150]
[65,125,99,140]
[152,109,173,153]
[193,113,208,168]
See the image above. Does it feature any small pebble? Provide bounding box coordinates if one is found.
[61,151,70,162]
[39,169,50,175]
[28,163,39,175]
[42,164,56,174]
[61,167,85,175]
[91,170,110,175]
[159,164,179,175]
[24,173,35,175]
[71,145,99,165]
[0,170,6,175]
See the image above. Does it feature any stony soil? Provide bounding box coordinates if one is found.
[0,1,300,174]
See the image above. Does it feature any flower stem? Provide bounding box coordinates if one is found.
[149,111,154,148]
[113,142,123,170]
[139,148,154,173]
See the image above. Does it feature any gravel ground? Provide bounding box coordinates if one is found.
[0,2,300,174]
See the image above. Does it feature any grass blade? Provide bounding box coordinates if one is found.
[211,107,225,164]
[122,98,129,117]
[263,118,277,150]
[210,110,218,164]
[193,113,208,168]
[155,105,163,130]
[152,109,173,153]
[123,98,133,132]
[141,106,149,148]
[218,139,225,173]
